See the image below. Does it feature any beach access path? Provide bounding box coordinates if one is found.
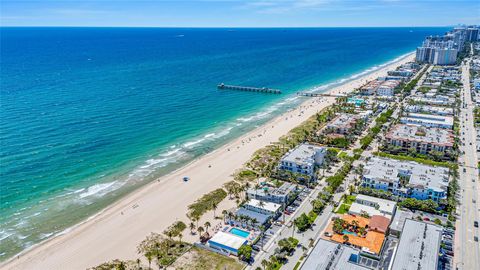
[1,53,415,270]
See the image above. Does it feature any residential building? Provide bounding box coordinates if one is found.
[301,239,370,270]
[400,113,454,129]
[244,199,281,216]
[409,96,455,106]
[246,182,297,205]
[391,219,442,270]
[325,114,359,134]
[279,143,326,176]
[362,157,450,202]
[376,80,400,96]
[348,194,396,219]
[234,208,271,226]
[433,48,458,65]
[385,124,455,155]
[403,104,453,116]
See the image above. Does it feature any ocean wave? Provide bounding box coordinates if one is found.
[306,51,413,94]
[78,182,121,199]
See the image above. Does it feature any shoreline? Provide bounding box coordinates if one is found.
[1,52,415,270]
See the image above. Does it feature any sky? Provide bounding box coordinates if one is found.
[1,0,479,27]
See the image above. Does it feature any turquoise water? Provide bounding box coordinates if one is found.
[342,230,357,236]
[229,228,250,238]
[0,27,448,260]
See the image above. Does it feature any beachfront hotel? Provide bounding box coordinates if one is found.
[385,124,455,156]
[207,231,247,256]
[278,143,326,177]
[361,157,450,202]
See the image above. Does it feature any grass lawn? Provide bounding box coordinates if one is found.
[171,247,244,270]
[335,195,356,214]
[344,195,356,205]
[335,203,351,214]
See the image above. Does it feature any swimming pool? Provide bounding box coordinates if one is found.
[229,228,250,238]
[342,230,357,236]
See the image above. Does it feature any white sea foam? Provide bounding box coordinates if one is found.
[183,138,205,148]
[78,182,120,199]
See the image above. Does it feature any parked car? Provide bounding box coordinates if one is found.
[474,221,478,228]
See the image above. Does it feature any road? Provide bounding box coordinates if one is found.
[246,183,333,269]
[454,56,480,270]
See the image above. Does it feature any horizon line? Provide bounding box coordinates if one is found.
[0,25,460,29]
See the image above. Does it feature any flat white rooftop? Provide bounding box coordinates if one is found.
[363,157,449,193]
[391,219,442,270]
[281,143,325,166]
[208,231,246,250]
[349,194,396,218]
[246,199,281,213]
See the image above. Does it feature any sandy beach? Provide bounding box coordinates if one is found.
[1,53,415,270]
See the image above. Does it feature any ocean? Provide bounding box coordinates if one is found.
[0,27,448,260]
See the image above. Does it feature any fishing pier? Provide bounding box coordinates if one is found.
[296,92,347,98]
[217,83,281,94]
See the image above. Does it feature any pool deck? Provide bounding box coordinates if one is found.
[322,214,386,255]
[221,225,258,243]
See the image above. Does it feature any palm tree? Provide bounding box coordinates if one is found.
[222,209,228,223]
[197,226,205,239]
[189,222,196,234]
[204,221,211,232]
[261,259,269,270]
[212,202,218,218]
[178,232,183,243]
[258,200,266,209]
[156,252,161,270]
[343,234,349,244]
[251,218,258,229]
[145,253,153,270]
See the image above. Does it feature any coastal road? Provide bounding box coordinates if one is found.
[454,58,480,270]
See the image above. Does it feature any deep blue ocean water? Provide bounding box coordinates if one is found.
[0,27,448,260]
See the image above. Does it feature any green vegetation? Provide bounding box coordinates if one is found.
[278,237,299,254]
[294,211,317,231]
[335,203,351,214]
[417,86,431,94]
[398,198,439,214]
[335,195,356,214]
[90,259,143,270]
[358,187,397,201]
[223,181,244,199]
[360,108,394,150]
[234,169,257,182]
[187,188,227,220]
[373,152,457,171]
[137,233,191,269]
[237,244,253,262]
[172,247,243,270]
[164,221,187,242]
[402,66,428,97]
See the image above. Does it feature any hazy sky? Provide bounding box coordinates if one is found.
[1,0,479,27]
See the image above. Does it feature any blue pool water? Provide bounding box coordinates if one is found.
[229,228,250,238]
[0,27,449,261]
[342,230,358,236]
